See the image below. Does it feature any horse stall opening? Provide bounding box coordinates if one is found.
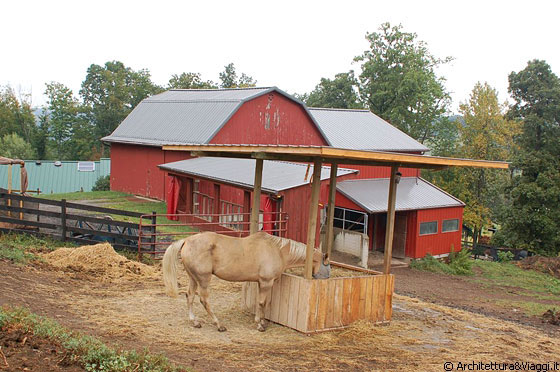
[242,271,394,333]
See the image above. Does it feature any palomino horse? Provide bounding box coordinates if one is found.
[162,231,330,332]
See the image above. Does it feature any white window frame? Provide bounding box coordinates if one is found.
[333,206,368,235]
[419,221,438,236]
[442,219,459,233]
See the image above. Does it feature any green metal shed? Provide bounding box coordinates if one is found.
[0,159,110,194]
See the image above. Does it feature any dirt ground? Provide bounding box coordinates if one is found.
[1,248,559,372]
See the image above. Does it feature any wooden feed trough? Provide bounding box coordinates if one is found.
[242,272,394,333]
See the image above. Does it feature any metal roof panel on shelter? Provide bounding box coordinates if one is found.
[336,177,465,213]
[159,157,357,194]
[308,108,428,153]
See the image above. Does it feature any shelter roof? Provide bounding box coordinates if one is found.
[308,108,428,153]
[158,157,358,194]
[162,144,509,170]
[337,177,465,213]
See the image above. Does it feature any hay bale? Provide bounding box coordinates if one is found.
[43,243,157,281]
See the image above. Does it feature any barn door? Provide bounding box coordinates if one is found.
[392,213,407,259]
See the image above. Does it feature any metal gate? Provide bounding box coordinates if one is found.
[137,212,288,258]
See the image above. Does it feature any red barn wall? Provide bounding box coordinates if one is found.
[210,92,329,146]
[340,165,419,179]
[413,207,464,258]
[110,143,166,199]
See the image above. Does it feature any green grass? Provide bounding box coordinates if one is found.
[0,233,74,264]
[472,260,560,297]
[38,190,130,201]
[494,299,560,317]
[0,306,188,372]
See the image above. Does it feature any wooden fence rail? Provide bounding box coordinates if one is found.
[0,192,155,252]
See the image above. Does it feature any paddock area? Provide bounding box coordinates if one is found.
[2,244,558,372]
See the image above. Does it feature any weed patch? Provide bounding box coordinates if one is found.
[0,307,188,372]
[410,248,473,275]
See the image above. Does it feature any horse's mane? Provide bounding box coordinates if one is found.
[266,235,307,266]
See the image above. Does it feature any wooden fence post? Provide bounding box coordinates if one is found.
[60,199,67,242]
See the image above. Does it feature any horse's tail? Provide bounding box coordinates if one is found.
[162,239,185,298]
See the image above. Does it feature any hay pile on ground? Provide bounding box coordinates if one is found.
[43,243,157,281]
[516,256,560,279]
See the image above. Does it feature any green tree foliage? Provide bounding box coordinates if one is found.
[303,71,364,109]
[168,72,216,89]
[0,133,36,159]
[0,86,36,144]
[496,60,560,256]
[218,63,256,88]
[425,83,518,245]
[80,61,163,154]
[354,22,452,143]
[45,82,80,159]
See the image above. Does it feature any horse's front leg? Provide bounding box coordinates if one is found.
[255,279,274,332]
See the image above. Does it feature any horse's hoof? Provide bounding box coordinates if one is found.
[218,326,227,332]
[257,324,266,332]
[193,322,202,328]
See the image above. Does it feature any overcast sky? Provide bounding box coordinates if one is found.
[2,0,558,112]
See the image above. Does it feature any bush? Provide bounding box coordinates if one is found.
[410,248,473,276]
[497,250,514,263]
[92,175,110,191]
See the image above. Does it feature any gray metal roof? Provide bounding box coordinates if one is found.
[159,157,357,194]
[337,177,464,213]
[103,88,280,146]
[308,108,428,152]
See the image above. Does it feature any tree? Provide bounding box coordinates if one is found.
[80,61,162,155]
[219,63,256,88]
[45,82,79,159]
[304,71,363,109]
[425,83,518,246]
[354,22,452,143]
[496,60,560,256]
[168,72,216,89]
[0,86,36,144]
[0,133,36,159]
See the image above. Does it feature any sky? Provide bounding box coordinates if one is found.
[1,0,559,113]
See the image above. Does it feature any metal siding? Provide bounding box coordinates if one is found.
[335,191,367,212]
[338,165,420,179]
[308,108,428,152]
[210,92,329,146]
[337,177,464,213]
[110,143,165,199]
[415,207,464,258]
[148,88,272,102]
[0,159,110,194]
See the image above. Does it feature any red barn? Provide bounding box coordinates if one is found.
[103,87,464,259]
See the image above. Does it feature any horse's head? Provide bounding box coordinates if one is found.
[312,249,331,279]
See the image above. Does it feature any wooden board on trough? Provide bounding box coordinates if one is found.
[241,272,394,333]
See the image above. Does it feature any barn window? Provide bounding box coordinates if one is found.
[419,221,438,236]
[333,207,368,234]
[442,219,459,233]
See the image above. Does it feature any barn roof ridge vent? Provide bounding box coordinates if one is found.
[308,107,370,113]
[169,86,274,92]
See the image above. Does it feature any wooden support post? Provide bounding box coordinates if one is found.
[305,158,323,279]
[250,158,264,235]
[324,163,338,263]
[60,199,67,242]
[383,166,399,274]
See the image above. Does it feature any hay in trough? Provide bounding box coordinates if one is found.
[43,243,157,281]
[286,266,373,278]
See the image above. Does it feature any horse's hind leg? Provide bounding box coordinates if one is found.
[185,274,201,328]
[197,275,226,332]
[255,279,274,332]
